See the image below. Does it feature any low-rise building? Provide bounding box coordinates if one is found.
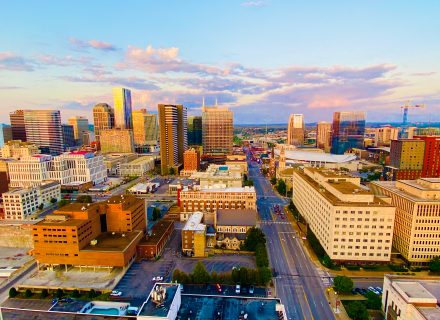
[216,209,257,250]
[190,164,243,188]
[0,158,12,195]
[180,148,200,177]
[371,178,440,266]
[181,212,206,257]
[103,153,138,176]
[225,154,248,173]
[179,186,257,213]
[120,155,155,176]
[382,275,440,320]
[293,167,396,263]
[0,140,40,159]
[2,181,60,220]
[137,219,174,259]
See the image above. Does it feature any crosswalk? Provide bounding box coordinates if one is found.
[260,221,291,225]
[316,269,333,287]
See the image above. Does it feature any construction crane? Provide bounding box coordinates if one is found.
[401,101,425,126]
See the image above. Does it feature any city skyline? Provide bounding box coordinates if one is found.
[1,1,439,124]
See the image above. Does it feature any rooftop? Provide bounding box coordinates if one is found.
[275,149,357,163]
[126,155,155,164]
[141,219,174,245]
[198,186,255,193]
[82,231,143,252]
[371,180,440,203]
[327,180,371,195]
[217,209,257,226]
[138,283,179,317]
[183,212,205,231]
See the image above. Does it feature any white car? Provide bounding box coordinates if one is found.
[152,276,163,281]
[110,290,122,296]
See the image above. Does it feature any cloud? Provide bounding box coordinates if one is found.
[0,86,23,90]
[411,71,436,77]
[0,52,35,71]
[241,1,267,7]
[69,37,117,51]
[61,74,159,90]
[36,54,92,67]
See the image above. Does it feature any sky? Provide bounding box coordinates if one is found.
[0,0,439,124]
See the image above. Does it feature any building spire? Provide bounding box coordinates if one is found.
[215,97,218,106]
[202,96,205,107]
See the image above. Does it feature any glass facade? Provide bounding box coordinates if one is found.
[187,116,202,145]
[331,111,366,154]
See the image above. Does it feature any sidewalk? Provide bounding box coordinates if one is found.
[326,287,351,320]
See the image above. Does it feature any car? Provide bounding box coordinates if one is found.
[242,287,248,294]
[249,285,255,294]
[235,284,241,294]
[110,290,122,297]
[368,287,379,295]
[216,284,222,293]
[375,287,383,294]
[301,237,307,240]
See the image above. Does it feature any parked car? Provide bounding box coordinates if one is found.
[235,284,241,294]
[110,290,122,297]
[152,276,163,282]
[375,287,383,294]
[216,284,222,293]
[368,287,379,295]
[249,285,255,294]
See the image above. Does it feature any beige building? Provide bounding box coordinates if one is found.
[0,140,40,159]
[103,153,138,176]
[119,156,155,177]
[370,178,440,266]
[68,116,89,146]
[190,164,243,188]
[316,121,332,151]
[225,154,248,173]
[287,114,305,146]
[179,186,257,213]
[132,109,158,146]
[100,128,135,154]
[382,275,440,320]
[202,106,233,155]
[181,212,206,257]
[216,209,257,250]
[293,167,396,263]
[92,103,114,143]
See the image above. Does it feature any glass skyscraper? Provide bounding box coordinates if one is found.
[113,87,133,129]
[187,116,202,145]
[330,111,366,154]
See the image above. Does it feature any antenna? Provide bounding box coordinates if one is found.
[215,97,218,106]
[202,97,205,107]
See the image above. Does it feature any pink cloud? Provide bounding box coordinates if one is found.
[69,37,117,51]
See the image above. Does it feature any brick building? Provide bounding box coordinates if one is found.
[137,219,174,259]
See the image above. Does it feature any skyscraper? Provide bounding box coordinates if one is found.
[68,116,89,146]
[287,114,305,146]
[113,87,133,129]
[61,124,75,149]
[316,121,332,151]
[9,110,27,142]
[132,109,158,146]
[93,103,114,142]
[158,104,188,174]
[188,116,202,145]
[202,106,233,155]
[0,124,12,147]
[100,129,135,153]
[23,110,63,155]
[330,111,366,154]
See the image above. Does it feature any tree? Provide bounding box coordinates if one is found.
[172,269,182,283]
[345,301,369,320]
[58,199,70,208]
[152,207,161,221]
[76,195,93,203]
[243,227,266,251]
[276,179,287,195]
[9,287,18,298]
[255,243,269,268]
[38,203,44,210]
[270,177,277,185]
[41,289,49,298]
[244,179,254,187]
[239,267,249,286]
[191,261,210,284]
[333,276,354,294]
[257,267,272,285]
[50,198,57,204]
[322,255,335,269]
[24,289,33,298]
[232,267,240,283]
[429,256,440,272]
[56,288,64,299]
[243,173,248,181]
[168,167,175,175]
[365,291,382,310]
[88,289,96,299]
[71,289,80,298]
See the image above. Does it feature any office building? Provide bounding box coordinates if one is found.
[0,124,12,147]
[68,116,89,146]
[158,104,188,175]
[202,106,233,155]
[132,109,158,146]
[371,178,440,266]
[418,136,440,178]
[9,110,27,142]
[179,186,257,213]
[191,164,243,188]
[92,103,114,142]
[187,116,202,145]
[181,148,200,176]
[100,128,135,153]
[385,139,426,180]
[2,181,61,220]
[103,153,138,176]
[0,140,40,159]
[382,275,440,320]
[113,87,133,129]
[8,152,107,188]
[32,194,145,268]
[293,168,395,263]
[316,121,332,151]
[330,111,366,154]
[287,114,305,146]
[23,110,63,155]
[374,127,399,147]
[119,155,155,176]
[61,124,75,149]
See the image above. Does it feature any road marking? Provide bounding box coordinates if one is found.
[301,286,315,320]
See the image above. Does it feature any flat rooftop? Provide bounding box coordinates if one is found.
[55,202,100,212]
[183,212,205,231]
[394,281,436,300]
[327,180,371,195]
[198,186,255,193]
[82,231,142,252]
[37,216,86,227]
[126,156,154,164]
[217,209,257,226]
[372,181,440,203]
[141,219,174,245]
[138,283,179,317]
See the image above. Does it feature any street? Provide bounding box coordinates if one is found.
[247,155,335,320]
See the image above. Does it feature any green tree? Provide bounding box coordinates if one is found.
[172,269,182,283]
[191,261,210,284]
[50,198,57,204]
[322,255,335,269]
[270,177,277,185]
[365,291,382,310]
[429,256,440,272]
[257,267,272,285]
[88,289,96,299]
[9,287,18,298]
[38,203,44,210]
[71,289,80,298]
[210,271,219,284]
[232,267,240,283]
[243,173,248,181]
[239,267,249,286]
[152,207,161,221]
[333,276,354,294]
[168,167,175,175]
[58,199,70,208]
[41,289,49,298]
[56,288,64,299]
[24,289,33,298]
[243,227,266,251]
[255,243,269,268]
[345,301,369,320]
[244,179,254,187]
[276,179,287,195]
[76,195,93,203]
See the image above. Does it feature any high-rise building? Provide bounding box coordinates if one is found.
[23,110,63,155]
[183,148,200,171]
[113,87,133,129]
[132,109,158,146]
[68,116,89,146]
[330,111,366,154]
[371,178,440,266]
[385,139,426,180]
[188,116,202,145]
[202,106,233,155]
[9,110,27,142]
[0,124,12,147]
[93,103,114,142]
[158,104,188,174]
[287,114,305,146]
[316,121,332,151]
[374,127,399,147]
[61,124,76,149]
[417,136,440,178]
[100,129,135,154]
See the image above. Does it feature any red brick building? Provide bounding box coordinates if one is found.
[137,219,174,259]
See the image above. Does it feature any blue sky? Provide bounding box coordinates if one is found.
[1,0,439,124]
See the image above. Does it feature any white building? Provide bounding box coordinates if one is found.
[119,156,155,176]
[8,152,107,188]
[382,275,440,320]
[190,164,243,188]
[2,181,61,220]
[293,167,396,263]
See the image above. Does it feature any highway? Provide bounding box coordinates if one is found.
[247,155,335,320]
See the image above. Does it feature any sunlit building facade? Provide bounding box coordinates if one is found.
[132,109,158,146]
[202,106,233,155]
[287,114,305,146]
[331,111,366,154]
[93,103,114,142]
[113,87,132,129]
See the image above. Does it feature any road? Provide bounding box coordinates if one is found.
[247,154,335,320]
[0,262,37,303]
